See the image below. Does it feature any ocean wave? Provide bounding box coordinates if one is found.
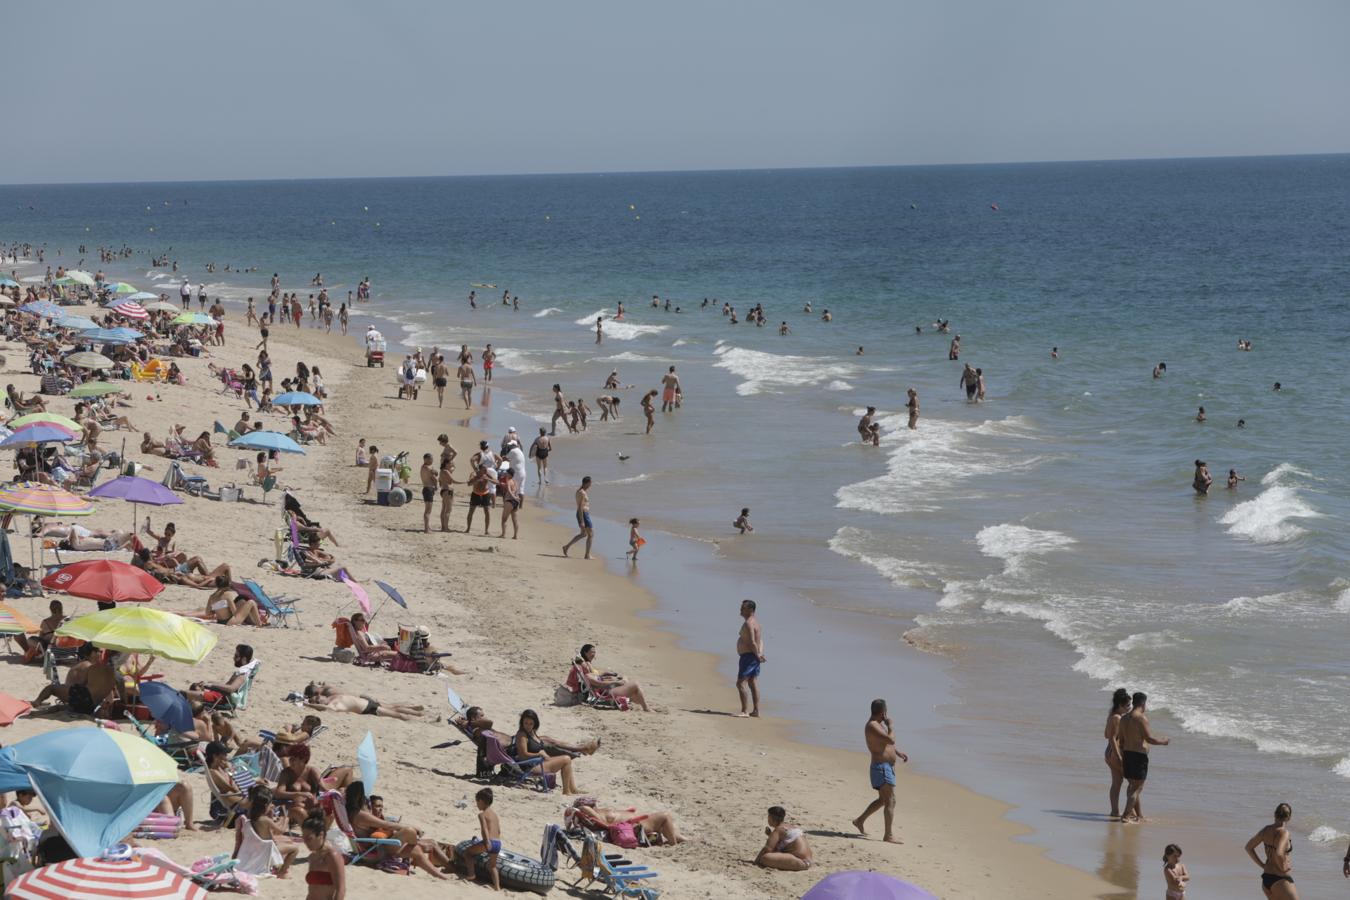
[827,527,943,591]
[711,345,860,397]
[826,380,853,391]
[1221,591,1297,616]
[590,351,675,364]
[1310,825,1349,843]
[836,416,1045,515]
[671,339,688,346]
[575,309,669,341]
[976,524,1075,574]
[605,473,651,486]
[493,347,558,375]
[533,307,562,318]
[1334,579,1350,613]
[1115,631,1190,652]
[1219,464,1322,544]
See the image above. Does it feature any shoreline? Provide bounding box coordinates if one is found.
[0,261,1121,897]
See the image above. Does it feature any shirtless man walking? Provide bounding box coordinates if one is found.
[853,698,907,843]
[561,476,594,559]
[456,360,476,410]
[959,363,978,402]
[1118,691,1169,823]
[430,355,449,408]
[735,599,766,717]
[660,366,681,413]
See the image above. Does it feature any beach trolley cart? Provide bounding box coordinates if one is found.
[366,339,386,367]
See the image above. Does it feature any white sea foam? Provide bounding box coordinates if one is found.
[493,347,558,375]
[575,309,669,341]
[976,524,1075,574]
[606,473,651,486]
[590,352,674,364]
[712,345,861,397]
[1334,579,1350,613]
[836,416,1045,515]
[671,339,688,346]
[1220,592,1292,615]
[826,380,853,392]
[827,527,942,590]
[1116,631,1190,652]
[1310,825,1349,843]
[1219,463,1322,544]
[533,307,562,318]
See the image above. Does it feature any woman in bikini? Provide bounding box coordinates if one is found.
[437,458,457,532]
[1104,687,1130,819]
[573,803,687,846]
[498,467,521,539]
[233,786,300,877]
[513,709,582,794]
[755,805,812,870]
[549,384,566,435]
[1245,803,1298,899]
[302,812,345,900]
[202,575,263,626]
[346,783,450,879]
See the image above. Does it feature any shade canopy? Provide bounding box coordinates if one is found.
[124,292,160,302]
[43,560,165,603]
[70,381,128,398]
[228,431,305,454]
[5,854,210,899]
[65,270,97,286]
[272,391,321,406]
[10,412,83,432]
[0,423,78,447]
[57,607,217,664]
[0,482,94,515]
[64,351,116,370]
[89,475,182,507]
[111,302,149,320]
[8,727,179,858]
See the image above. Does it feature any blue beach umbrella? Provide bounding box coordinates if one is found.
[0,424,78,447]
[0,276,19,288]
[139,681,194,734]
[0,747,30,792]
[8,726,178,857]
[80,327,137,345]
[19,300,61,317]
[124,291,159,302]
[56,315,98,331]
[374,581,408,609]
[272,391,321,407]
[357,731,378,792]
[229,431,305,455]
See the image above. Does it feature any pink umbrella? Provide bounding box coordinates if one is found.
[802,871,938,900]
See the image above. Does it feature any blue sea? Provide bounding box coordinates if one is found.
[5,157,1350,895]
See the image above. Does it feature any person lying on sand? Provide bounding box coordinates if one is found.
[134,547,230,589]
[38,523,134,552]
[755,805,813,870]
[302,682,426,721]
[571,801,690,846]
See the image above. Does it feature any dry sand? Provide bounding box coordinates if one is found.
[0,301,1122,898]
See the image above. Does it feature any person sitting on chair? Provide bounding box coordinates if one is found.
[346,612,396,661]
[185,644,257,706]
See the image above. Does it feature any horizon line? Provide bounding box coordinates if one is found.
[3,149,1348,189]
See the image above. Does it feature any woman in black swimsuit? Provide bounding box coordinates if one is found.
[511,709,585,793]
[1245,802,1298,899]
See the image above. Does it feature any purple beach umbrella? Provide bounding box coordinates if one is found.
[89,475,184,533]
[801,871,939,900]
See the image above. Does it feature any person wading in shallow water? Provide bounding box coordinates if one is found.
[1118,691,1169,824]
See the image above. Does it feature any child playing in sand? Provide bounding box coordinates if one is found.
[1163,844,1188,899]
[458,788,501,890]
[626,518,644,561]
[355,438,368,467]
[734,508,754,534]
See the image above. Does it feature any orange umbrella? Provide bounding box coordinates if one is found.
[0,601,37,635]
[0,691,32,726]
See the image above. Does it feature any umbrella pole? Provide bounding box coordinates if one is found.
[369,596,389,626]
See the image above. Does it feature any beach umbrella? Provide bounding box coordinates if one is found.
[70,381,128,398]
[5,855,210,900]
[125,291,159,302]
[0,296,15,306]
[56,606,217,664]
[80,327,139,345]
[110,302,149,320]
[42,559,164,603]
[7,726,179,858]
[89,474,183,532]
[0,747,29,791]
[272,390,321,406]
[65,350,116,369]
[0,601,38,635]
[801,872,939,900]
[104,282,138,294]
[20,300,61,317]
[0,482,93,515]
[0,423,79,447]
[10,412,83,432]
[368,580,408,624]
[228,430,305,454]
[357,731,378,792]
[65,270,96,286]
[57,314,98,331]
[0,691,32,726]
[169,311,215,327]
[142,301,179,313]
[0,276,19,287]
[138,681,193,734]
[53,276,77,286]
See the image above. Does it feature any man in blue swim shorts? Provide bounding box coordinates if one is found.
[562,476,595,560]
[853,698,908,844]
[735,599,766,717]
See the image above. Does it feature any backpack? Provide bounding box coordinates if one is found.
[606,821,639,849]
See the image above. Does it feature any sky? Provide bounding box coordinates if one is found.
[3,1,1349,184]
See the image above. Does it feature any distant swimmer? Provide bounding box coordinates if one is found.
[866,424,880,446]
[779,322,790,335]
[821,310,832,322]
[915,326,922,334]
[1195,406,1206,423]
[906,389,919,430]
[1051,346,1059,360]
[604,370,621,390]
[959,364,978,402]
[616,301,625,319]
[1192,460,1212,495]
[660,366,681,413]
[1273,382,1282,391]
[734,508,754,534]
[856,346,864,356]
[1237,418,1246,428]
[858,406,876,442]
[1153,362,1167,379]
[468,290,476,309]
[595,316,603,344]
[948,334,961,360]
[1227,468,1245,489]
[641,390,657,434]
[803,302,812,314]
[852,698,907,843]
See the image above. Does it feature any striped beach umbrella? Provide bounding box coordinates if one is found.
[124,291,159,302]
[64,351,115,370]
[110,301,149,320]
[0,601,38,635]
[0,424,79,447]
[5,855,209,899]
[0,482,95,516]
[9,412,83,432]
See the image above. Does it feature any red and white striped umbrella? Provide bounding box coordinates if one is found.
[5,856,208,899]
[110,301,149,320]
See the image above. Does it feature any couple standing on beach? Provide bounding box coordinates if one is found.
[1104,688,1169,823]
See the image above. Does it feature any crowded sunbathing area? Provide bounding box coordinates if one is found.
[0,269,1065,900]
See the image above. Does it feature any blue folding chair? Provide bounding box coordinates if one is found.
[242,579,300,627]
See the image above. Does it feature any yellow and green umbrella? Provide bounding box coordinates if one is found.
[0,482,94,516]
[104,282,138,294]
[57,606,218,664]
[8,412,83,433]
[69,381,127,398]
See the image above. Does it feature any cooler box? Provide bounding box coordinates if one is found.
[375,468,394,492]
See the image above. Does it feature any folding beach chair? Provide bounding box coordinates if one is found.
[203,661,261,716]
[578,833,660,898]
[125,714,200,771]
[570,664,628,711]
[480,732,556,793]
[241,579,300,627]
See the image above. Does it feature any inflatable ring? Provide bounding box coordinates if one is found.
[453,840,556,895]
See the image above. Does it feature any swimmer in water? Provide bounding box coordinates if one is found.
[1193,460,1212,495]
[821,310,832,322]
[1153,362,1166,379]
[1051,346,1059,360]
[1273,382,1281,391]
[803,302,812,314]
[1195,406,1206,423]
[1237,418,1246,428]
[949,334,961,360]
[595,316,603,344]
[1227,469,1245,489]
[858,407,876,442]
[734,508,754,534]
[856,346,864,355]
[779,322,790,335]
[906,389,919,430]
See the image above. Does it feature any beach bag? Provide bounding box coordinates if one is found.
[554,684,579,707]
[606,821,639,850]
[331,647,357,664]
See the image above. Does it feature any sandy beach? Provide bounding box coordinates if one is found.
[0,289,1124,899]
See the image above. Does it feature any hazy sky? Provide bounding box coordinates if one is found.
[4,1,1349,183]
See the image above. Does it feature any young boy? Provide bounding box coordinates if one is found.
[459,787,501,890]
[734,508,754,534]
